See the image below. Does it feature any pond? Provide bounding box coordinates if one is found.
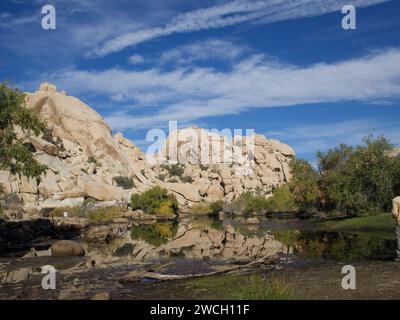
[124,214,397,263]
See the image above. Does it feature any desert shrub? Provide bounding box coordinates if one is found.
[157,174,166,181]
[264,185,298,213]
[130,187,178,215]
[210,200,224,215]
[181,175,193,183]
[113,176,135,189]
[232,192,268,215]
[199,164,209,171]
[153,199,177,216]
[189,203,212,215]
[52,206,86,218]
[163,164,184,177]
[52,206,126,223]
[113,243,134,257]
[86,207,126,223]
[168,178,178,183]
[42,127,65,151]
[88,156,97,164]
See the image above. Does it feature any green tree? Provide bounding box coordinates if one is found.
[0,82,47,178]
[289,159,320,211]
[317,136,398,216]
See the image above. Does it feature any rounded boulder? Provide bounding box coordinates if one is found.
[51,240,86,257]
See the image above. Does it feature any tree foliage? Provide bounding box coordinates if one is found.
[288,136,400,216]
[131,187,178,215]
[0,82,47,178]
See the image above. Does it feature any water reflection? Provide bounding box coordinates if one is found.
[123,217,284,261]
[123,215,397,262]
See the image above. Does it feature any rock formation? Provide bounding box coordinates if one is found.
[0,83,295,212]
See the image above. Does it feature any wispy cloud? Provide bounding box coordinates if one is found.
[159,39,248,65]
[38,48,400,130]
[128,54,145,65]
[91,0,390,57]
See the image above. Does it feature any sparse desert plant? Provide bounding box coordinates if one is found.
[163,164,184,177]
[113,243,135,257]
[181,175,193,183]
[113,176,135,189]
[86,207,126,223]
[52,206,126,223]
[157,174,166,181]
[189,203,212,215]
[88,156,97,164]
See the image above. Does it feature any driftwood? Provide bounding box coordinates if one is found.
[120,255,278,283]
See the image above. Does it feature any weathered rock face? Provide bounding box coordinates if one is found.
[1,83,295,211]
[151,127,295,206]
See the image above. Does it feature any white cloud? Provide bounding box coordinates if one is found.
[159,39,247,65]
[39,48,400,130]
[128,54,145,65]
[91,0,390,57]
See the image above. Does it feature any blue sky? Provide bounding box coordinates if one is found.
[0,0,399,161]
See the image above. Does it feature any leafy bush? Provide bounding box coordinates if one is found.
[264,185,298,213]
[113,176,135,189]
[130,187,178,215]
[181,175,193,183]
[231,192,268,215]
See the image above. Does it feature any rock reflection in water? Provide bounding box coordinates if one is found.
[125,217,285,261]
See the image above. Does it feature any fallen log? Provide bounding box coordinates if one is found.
[120,255,278,283]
